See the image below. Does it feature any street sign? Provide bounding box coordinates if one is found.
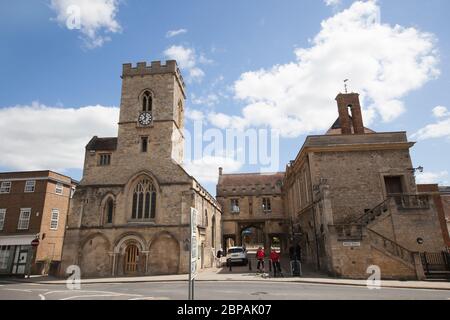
[31,239,40,247]
[189,207,198,300]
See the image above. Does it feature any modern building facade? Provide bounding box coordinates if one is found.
[60,60,221,278]
[0,170,76,276]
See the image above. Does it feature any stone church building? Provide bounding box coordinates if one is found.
[60,60,221,277]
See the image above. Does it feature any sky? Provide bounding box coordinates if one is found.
[0,0,449,195]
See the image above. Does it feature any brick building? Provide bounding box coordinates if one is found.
[0,170,76,276]
[439,186,450,241]
[283,92,447,279]
[216,171,287,253]
[60,60,221,278]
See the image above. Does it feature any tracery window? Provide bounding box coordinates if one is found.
[131,178,156,220]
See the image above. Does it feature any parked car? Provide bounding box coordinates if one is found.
[226,246,248,266]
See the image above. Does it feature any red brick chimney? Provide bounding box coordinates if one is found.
[335,93,365,135]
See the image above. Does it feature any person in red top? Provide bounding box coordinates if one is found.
[270,249,281,277]
[256,247,265,272]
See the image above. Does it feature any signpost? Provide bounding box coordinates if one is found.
[188,207,198,300]
[28,237,40,278]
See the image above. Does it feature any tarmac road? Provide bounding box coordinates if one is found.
[0,280,449,300]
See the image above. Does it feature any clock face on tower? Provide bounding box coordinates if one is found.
[138,112,152,126]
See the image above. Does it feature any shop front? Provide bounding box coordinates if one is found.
[0,235,36,276]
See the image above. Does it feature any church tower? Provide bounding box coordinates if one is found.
[118,60,186,164]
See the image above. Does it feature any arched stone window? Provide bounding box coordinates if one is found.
[105,198,114,224]
[142,91,153,112]
[131,178,156,220]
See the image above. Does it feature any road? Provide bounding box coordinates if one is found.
[0,280,449,300]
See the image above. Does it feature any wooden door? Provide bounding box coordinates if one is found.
[125,245,139,274]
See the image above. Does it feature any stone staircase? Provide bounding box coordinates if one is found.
[351,198,416,269]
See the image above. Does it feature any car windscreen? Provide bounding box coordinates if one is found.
[228,248,243,254]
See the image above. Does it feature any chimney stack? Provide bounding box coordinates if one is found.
[335,93,365,135]
[219,167,223,176]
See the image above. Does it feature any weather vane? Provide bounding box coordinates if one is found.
[343,79,349,93]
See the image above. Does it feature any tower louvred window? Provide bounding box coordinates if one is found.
[142,91,152,112]
[131,178,156,220]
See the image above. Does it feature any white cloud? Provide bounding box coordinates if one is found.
[166,28,187,38]
[191,93,220,107]
[210,0,439,138]
[163,45,212,82]
[432,105,450,118]
[324,0,341,6]
[185,108,205,122]
[183,156,243,183]
[416,170,449,185]
[412,106,450,140]
[50,0,122,48]
[0,102,119,171]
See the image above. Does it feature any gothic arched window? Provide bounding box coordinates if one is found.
[131,178,156,220]
[105,198,114,224]
[142,91,153,112]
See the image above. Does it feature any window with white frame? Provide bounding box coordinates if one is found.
[18,208,31,230]
[55,183,63,195]
[0,209,5,230]
[0,181,11,194]
[50,209,59,230]
[24,180,36,193]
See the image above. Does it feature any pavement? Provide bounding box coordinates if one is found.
[4,264,450,291]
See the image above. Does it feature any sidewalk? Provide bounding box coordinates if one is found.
[4,267,450,291]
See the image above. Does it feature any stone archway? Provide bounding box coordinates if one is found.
[148,232,180,275]
[239,223,265,250]
[113,233,148,276]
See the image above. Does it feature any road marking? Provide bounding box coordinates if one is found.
[0,288,32,293]
[39,294,45,300]
[128,297,170,300]
[61,294,125,300]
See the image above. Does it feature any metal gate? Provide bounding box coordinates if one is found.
[420,252,450,279]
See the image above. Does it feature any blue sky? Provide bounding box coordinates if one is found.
[0,0,449,195]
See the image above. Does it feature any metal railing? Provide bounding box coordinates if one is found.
[354,199,389,225]
[368,229,414,266]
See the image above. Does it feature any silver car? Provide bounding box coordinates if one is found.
[226,246,248,265]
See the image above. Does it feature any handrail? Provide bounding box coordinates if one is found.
[354,199,390,224]
[367,229,414,265]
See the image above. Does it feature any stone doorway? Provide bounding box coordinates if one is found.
[124,244,139,274]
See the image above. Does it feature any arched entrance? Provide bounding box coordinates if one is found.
[240,224,265,250]
[124,244,139,274]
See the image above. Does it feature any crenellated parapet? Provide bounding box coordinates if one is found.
[122,60,185,92]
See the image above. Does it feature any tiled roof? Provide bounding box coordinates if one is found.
[86,136,118,151]
[218,172,284,187]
